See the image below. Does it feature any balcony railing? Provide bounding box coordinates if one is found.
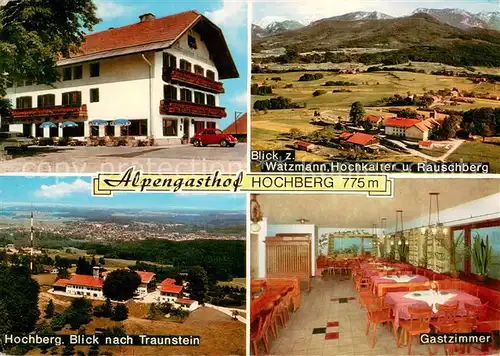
[160,100,227,118]
[163,68,224,94]
[11,104,88,120]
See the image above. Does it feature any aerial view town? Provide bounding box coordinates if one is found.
[0,176,246,355]
[251,3,500,171]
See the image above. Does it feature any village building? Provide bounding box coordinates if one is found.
[339,132,379,150]
[383,117,439,141]
[5,10,239,145]
[294,140,318,152]
[158,278,199,311]
[52,268,158,300]
[223,113,247,141]
[364,115,383,127]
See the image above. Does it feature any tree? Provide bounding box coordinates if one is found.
[349,101,365,126]
[441,115,461,139]
[111,304,128,321]
[398,109,419,119]
[103,269,141,301]
[0,266,40,333]
[50,312,66,331]
[76,257,92,275]
[99,257,105,265]
[45,299,55,318]
[93,298,112,318]
[62,343,75,356]
[58,268,70,279]
[0,0,100,96]
[186,266,208,304]
[65,298,92,330]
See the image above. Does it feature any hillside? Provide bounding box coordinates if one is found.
[252,13,500,67]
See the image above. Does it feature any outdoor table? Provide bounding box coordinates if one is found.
[384,289,481,327]
[371,274,429,294]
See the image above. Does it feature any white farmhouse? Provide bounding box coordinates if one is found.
[4,10,239,145]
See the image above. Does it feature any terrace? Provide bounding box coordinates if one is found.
[250,179,500,355]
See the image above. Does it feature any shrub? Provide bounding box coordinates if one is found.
[284,84,293,88]
[111,304,128,321]
[312,90,326,97]
[45,300,54,319]
[298,73,323,81]
[324,81,357,86]
[271,77,281,81]
[250,84,273,95]
[50,313,66,331]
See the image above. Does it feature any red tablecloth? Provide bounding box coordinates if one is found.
[250,286,288,323]
[384,289,481,327]
[371,274,429,290]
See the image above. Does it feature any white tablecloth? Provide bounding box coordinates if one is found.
[381,275,417,283]
[403,290,457,313]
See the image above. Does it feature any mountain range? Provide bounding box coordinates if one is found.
[253,8,500,39]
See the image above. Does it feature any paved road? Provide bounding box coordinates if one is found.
[0,143,247,173]
[386,139,464,162]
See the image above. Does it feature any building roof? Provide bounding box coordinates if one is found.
[176,298,196,305]
[419,141,433,147]
[58,10,238,79]
[346,132,376,146]
[160,278,176,286]
[384,118,422,128]
[412,121,431,132]
[64,274,104,288]
[294,140,315,148]
[339,132,354,140]
[223,113,247,135]
[365,115,382,122]
[135,271,156,284]
[161,283,183,294]
[53,279,70,287]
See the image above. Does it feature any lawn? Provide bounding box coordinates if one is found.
[446,139,500,173]
[217,277,246,288]
[251,68,500,167]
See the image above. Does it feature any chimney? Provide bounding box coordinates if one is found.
[93,266,100,279]
[139,13,156,22]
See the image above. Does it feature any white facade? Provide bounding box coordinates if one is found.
[65,284,104,298]
[385,126,406,137]
[175,300,199,312]
[5,29,223,144]
[159,292,180,303]
[136,285,149,296]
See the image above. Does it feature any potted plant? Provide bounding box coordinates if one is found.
[436,231,470,278]
[471,233,492,282]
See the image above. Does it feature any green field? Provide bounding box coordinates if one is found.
[251,68,500,167]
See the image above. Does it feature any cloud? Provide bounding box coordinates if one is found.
[204,0,247,28]
[95,0,134,20]
[233,92,248,106]
[34,179,91,199]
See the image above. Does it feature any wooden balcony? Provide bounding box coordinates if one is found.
[163,68,224,94]
[160,100,227,118]
[10,104,88,122]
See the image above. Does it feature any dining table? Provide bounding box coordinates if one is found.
[384,289,482,327]
[371,274,429,294]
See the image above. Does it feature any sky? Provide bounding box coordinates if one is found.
[92,0,248,129]
[0,176,246,211]
[253,0,499,26]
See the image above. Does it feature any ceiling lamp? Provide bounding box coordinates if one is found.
[296,218,309,224]
[422,192,447,236]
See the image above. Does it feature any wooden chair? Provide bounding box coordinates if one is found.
[455,302,489,328]
[398,306,433,355]
[268,295,281,340]
[365,296,396,348]
[430,302,458,331]
[359,279,375,308]
[251,306,273,356]
[275,290,291,328]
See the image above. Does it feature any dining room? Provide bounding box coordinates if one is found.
[249,178,500,356]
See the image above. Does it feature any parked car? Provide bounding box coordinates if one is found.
[190,128,237,147]
[0,131,35,150]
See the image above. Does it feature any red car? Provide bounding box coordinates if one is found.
[190,128,237,147]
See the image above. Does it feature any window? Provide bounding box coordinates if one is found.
[163,119,178,136]
[180,88,192,102]
[91,126,99,136]
[73,66,83,80]
[471,225,500,280]
[63,68,72,81]
[453,230,465,272]
[194,65,204,76]
[180,59,192,72]
[164,85,177,101]
[121,119,148,136]
[89,63,100,77]
[163,53,177,69]
[206,122,216,129]
[90,88,99,103]
[16,96,32,109]
[188,34,197,49]
[206,94,216,106]
[194,92,205,105]
[206,70,215,81]
[37,94,55,108]
[62,91,82,105]
[22,124,32,137]
[62,122,84,137]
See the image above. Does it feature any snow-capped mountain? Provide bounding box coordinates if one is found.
[311,11,393,25]
[251,20,304,38]
[412,8,500,30]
